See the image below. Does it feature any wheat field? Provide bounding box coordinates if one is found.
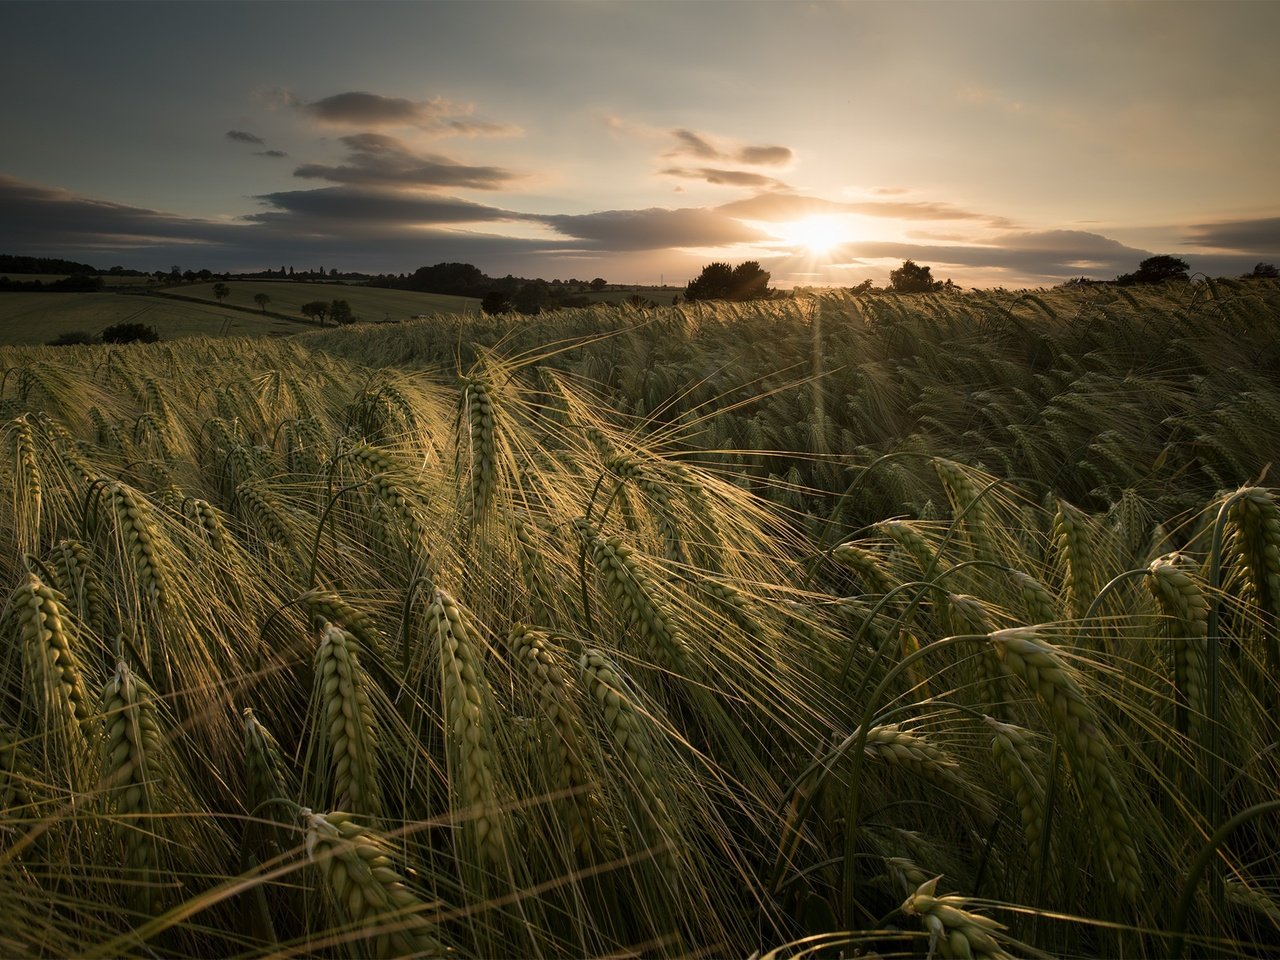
[1,278,1278,957]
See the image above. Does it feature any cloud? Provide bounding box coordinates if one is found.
[830,230,1153,281]
[1184,216,1280,253]
[538,207,768,250]
[738,145,793,166]
[717,192,1013,227]
[248,185,518,228]
[661,167,790,190]
[292,133,519,190]
[226,130,266,145]
[0,174,233,248]
[0,174,566,273]
[255,150,288,158]
[667,128,793,167]
[299,91,520,137]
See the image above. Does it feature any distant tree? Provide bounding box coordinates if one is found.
[329,299,354,325]
[212,282,230,304]
[849,279,875,295]
[481,290,510,315]
[513,280,552,315]
[253,292,271,313]
[300,300,329,323]
[1116,254,1190,286]
[684,261,772,302]
[101,322,159,344]
[888,260,946,293]
[590,277,608,292]
[1242,262,1279,279]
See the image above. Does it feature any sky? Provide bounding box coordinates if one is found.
[2,0,1278,289]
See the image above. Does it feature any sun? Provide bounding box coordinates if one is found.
[775,216,847,256]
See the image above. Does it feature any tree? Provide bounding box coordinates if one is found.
[684,261,772,302]
[212,282,230,304]
[1115,254,1189,285]
[1242,262,1279,280]
[589,277,608,292]
[300,300,329,324]
[329,299,354,325]
[888,260,945,293]
[513,280,551,315]
[101,322,159,344]
[253,292,271,313]
[481,290,510,315]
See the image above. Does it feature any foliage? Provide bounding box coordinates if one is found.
[888,259,949,293]
[253,292,271,313]
[1243,262,1279,280]
[211,282,230,304]
[99,321,159,343]
[481,290,510,315]
[1115,254,1190,285]
[684,260,771,302]
[328,299,354,325]
[300,300,329,323]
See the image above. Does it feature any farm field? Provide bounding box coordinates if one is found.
[0,292,302,345]
[172,280,480,322]
[1,280,1279,957]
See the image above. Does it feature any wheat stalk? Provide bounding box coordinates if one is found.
[305,809,448,959]
[313,621,381,817]
[428,588,504,864]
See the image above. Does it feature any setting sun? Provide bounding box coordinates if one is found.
[775,216,847,256]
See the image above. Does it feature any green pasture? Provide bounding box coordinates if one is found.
[0,293,298,345]
[172,280,480,321]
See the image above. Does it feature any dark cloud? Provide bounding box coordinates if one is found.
[538,207,768,250]
[248,185,518,227]
[830,230,1153,281]
[667,129,793,167]
[0,174,234,248]
[255,150,288,158]
[226,130,266,145]
[661,167,789,190]
[293,133,518,190]
[299,91,520,137]
[1184,216,1280,253]
[0,174,567,273]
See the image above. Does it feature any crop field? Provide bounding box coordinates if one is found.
[0,292,303,346]
[1,279,1279,957]
[173,280,481,322]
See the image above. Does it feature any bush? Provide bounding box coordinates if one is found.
[100,322,160,344]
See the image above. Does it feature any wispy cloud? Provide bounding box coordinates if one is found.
[717,192,1014,228]
[292,133,520,191]
[255,150,288,159]
[666,128,793,167]
[248,185,519,228]
[661,167,790,190]
[226,130,266,145]
[537,207,768,250]
[298,91,521,137]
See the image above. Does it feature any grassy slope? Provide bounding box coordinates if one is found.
[0,292,302,345]
[172,280,480,321]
